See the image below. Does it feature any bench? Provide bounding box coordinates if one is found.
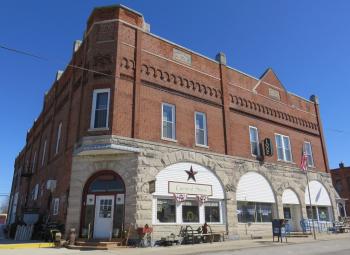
[179,225,225,245]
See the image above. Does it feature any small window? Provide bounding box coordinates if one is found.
[157,199,176,223]
[91,89,110,129]
[55,122,62,155]
[275,134,292,162]
[53,198,60,215]
[204,201,220,223]
[249,126,260,156]
[195,112,207,146]
[41,139,47,166]
[32,184,39,200]
[162,103,176,140]
[304,142,314,167]
[182,200,199,223]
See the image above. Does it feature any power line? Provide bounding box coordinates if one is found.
[0,43,115,78]
[1,43,350,136]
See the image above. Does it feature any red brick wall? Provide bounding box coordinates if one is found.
[331,167,350,215]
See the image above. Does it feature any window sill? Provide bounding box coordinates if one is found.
[195,144,209,149]
[277,159,296,165]
[88,127,109,132]
[161,137,178,143]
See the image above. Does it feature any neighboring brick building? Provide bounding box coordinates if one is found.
[7,4,339,240]
[331,163,350,216]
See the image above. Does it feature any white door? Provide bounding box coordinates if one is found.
[94,195,114,239]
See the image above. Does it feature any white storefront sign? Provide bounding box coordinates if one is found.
[168,181,212,196]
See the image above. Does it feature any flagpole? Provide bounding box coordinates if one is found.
[305,168,317,240]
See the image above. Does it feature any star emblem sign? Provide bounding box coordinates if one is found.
[185,166,197,182]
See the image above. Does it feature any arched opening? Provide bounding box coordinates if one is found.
[80,171,125,239]
[305,180,333,231]
[282,188,302,231]
[236,172,276,224]
[152,162,225,225]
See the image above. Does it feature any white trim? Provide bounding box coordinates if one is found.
[275,133,293,162]
[90,88,111,129]
[41,139,47,166]
[55,122,62,155]
[249,126,260,157]
[195,112,208,147]
[161,103,176,140]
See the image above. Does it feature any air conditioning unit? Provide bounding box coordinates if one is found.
[46,180,57,192]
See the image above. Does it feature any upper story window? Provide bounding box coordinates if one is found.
[303,141,314,167]
[31,151,37,173]
[249,126,260,156]
[55,122,62,155]
[90,89,110,129]
[195,112,207,146]
[162,103,176,140]
[53,198,60,215]
[275,134,292,162]
[41,139,47,166]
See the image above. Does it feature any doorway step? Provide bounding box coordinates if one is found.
[67,239,123,250]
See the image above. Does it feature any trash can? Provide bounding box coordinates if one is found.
[272,219,287,243]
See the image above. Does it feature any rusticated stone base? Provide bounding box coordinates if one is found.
[65,135,338,240]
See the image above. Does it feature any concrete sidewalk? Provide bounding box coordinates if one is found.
[0,233,349,254]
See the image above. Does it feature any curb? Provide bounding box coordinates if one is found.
[0,242,55,249]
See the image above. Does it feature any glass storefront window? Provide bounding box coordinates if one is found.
[205,201,220,223]
[317,207,330,221]
[306,206,318,220]
[283,207,292,219]
[157,199,176,223]
[182,201,199,223]
[237,201,273,223]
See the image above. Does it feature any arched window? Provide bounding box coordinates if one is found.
[88,174,124,193]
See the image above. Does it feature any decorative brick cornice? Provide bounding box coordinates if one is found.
[120,57,222,101]
[230,95,319,133]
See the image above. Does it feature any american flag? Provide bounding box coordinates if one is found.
[300,150,308,172]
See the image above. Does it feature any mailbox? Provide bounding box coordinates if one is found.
[272,219,287,243]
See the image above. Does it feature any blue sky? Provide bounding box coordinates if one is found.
[0,0,349,201]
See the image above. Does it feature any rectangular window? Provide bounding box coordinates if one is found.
[157,199,176,223]
[249,126,260,156]
[162,103,176,140]
[195,112,207,146]
[33,184,39,200]
[91,89,110,129]
[304,142,314,167]
[237,202,273,223]
[275,134,293,162]
[306,206,318,220]
[41,139,47,166]
[31,151,36,173]
[55,122,62,155]
[182,201,199,223]
[53,198,60,215]
[204,201,220,223]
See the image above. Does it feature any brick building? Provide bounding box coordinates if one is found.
[7,4,339,240]
[331,163,350,217]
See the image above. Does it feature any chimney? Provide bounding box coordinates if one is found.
[339,162,345,168]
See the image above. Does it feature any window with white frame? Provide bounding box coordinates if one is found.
[41,139,47,166]
[53,198,60,215]
[156,199,176,223]
[162,103,176,140]
[90,89,110,129]
[31,151,37,173]
[32,184,39,200]
[304,141,314,167]
[195,112,207,146]
[55,122,62,155]
[249,126,260,156]
[275,134,292,162]
[154,198,223,225]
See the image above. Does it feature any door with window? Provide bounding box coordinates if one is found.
[94,195,114,239]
